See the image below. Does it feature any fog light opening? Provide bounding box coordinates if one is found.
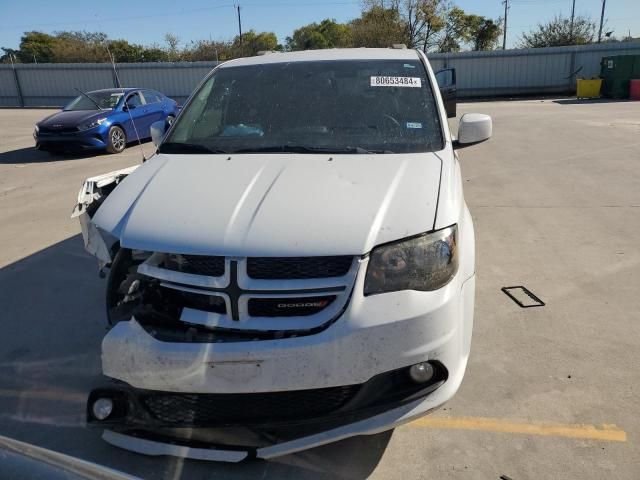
[408,362,435,384]
[92,397,114,420]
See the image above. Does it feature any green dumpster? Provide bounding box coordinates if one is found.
[600,55,640,99]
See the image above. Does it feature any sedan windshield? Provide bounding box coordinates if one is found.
[162,59,443,154]
[64,91,124,111]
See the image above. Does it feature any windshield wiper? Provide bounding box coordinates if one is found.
[158,142,229,154]
[73,87,102,110]
[234,145,393,154]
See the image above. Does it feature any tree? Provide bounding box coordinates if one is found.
[181,40,233,61]
[409,0,448,52]
[519,14,596,48]
[1,48,20,63]
[140,46,169,62]
[350,6,407,48]
[465,16,502,51]
[362,0,448,52]
[51,31,110,62]
[232,30,280,56]
[14,31,57,63]
[108,40,145,62]
[164,33,180,61]
[437,7,471,52]
[286,19,351,51]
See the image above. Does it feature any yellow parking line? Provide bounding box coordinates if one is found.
[411,416,627,442]
[0,388,85,403]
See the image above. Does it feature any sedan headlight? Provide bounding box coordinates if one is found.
[79,117,107,131]
[364,225,458,295]
[34,124,39,133]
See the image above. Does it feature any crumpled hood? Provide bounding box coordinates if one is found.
[92,152,442,256]
[39,110,106,128]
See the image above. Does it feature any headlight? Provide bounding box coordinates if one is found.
[34,124,39,133]
[79,117,107,131]
[364,225,458,295]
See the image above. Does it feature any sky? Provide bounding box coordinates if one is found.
[0,0,638,52]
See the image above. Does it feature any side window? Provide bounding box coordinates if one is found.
[126,92,144,108]
[142,90,160,104]
[435,69,455,88]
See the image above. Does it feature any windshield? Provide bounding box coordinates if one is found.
[162,59,443,154]
[64,91,123,111]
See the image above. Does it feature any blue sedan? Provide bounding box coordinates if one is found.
[34,88,179,154]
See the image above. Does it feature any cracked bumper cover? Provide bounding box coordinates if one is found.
[100,376,461,462]
[93,273,474,460]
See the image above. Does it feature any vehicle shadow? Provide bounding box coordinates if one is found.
[0,147,58,164]
[0,140,154,165]
[552,98,632,105]
[0,146,104,165]
[0,235,392,479]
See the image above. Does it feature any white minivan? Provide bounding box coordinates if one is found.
[74,48,491,462]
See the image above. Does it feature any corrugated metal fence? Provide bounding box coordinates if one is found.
[1,42,640,107]
[0,61,218,107]
[427,41,640,97]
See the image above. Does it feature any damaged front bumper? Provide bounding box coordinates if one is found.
[87,359,450,461]
[95,372,461,462]
[87,271,474,461]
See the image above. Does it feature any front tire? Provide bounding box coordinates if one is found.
[106,126,126,154]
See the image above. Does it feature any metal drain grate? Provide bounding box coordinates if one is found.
[501,286,545,308]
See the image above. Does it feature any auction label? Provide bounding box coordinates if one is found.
[370,76,421,87]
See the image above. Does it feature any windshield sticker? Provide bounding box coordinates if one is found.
[370,76,422,88]
[406,122,423,129]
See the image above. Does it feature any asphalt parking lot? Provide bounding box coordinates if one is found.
[1,100,639,479]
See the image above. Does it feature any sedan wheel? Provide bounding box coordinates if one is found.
[106,126,126,154]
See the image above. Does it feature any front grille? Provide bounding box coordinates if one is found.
[39,126,78,134]
[160,287,226,314]
[247,256,353,280]
[140,385,359,425]
[248,296,336,317]
[162,254,225,277]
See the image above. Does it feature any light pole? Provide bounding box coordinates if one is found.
[236,5,243,56]
[502,0,509,50]
[598,0,607,43]
[570,0,576,43]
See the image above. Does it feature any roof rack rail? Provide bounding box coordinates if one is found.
[391,44,407,49]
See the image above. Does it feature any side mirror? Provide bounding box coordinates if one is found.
[150,120,166,147]
[455,113,492,148]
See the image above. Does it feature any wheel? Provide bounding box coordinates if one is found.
[106,125,126,154]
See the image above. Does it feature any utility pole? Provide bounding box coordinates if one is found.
[569,0,576,43]
[598,0,606,43]
[502,0,509,50]
[236,5,243,56]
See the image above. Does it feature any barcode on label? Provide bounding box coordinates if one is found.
[370,76,422,88]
